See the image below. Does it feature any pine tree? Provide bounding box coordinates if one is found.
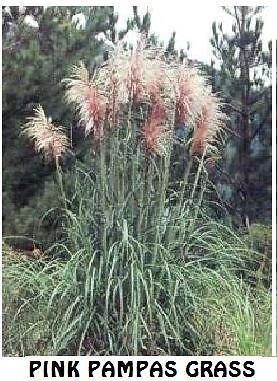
[118,6,151,40]
[2,6,117,244]
[210,6,271,225]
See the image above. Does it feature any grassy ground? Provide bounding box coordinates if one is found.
[2,151,272,357]
[2,221,271,356]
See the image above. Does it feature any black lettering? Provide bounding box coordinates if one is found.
[30,361,41,377]
[52,361,64,377]
[150,361,163,377]
[201,361,213,377]
[44,361,48,377]
[229,361,241,377]
[137,361,149,377]
[165,361,177,377]
[102,361,115,377]
[89,361,100,377]
[118,361,133,377]
[68,361,80,377]
[214,361,227,377]
[243,361,255,377]
[186,361,198,377]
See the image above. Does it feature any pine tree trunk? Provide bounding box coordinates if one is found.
[239,6,251,227]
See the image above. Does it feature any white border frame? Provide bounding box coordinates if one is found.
[0,0,276,360]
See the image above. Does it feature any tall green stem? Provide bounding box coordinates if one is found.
[55,156,67,210]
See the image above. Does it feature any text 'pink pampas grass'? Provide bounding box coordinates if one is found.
[22,105,69,161]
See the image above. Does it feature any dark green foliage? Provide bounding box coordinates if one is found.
[2,6,115,245]
[210,6,271,225]
[3,177,62,250]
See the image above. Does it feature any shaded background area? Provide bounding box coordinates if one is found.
[2,6,272,250]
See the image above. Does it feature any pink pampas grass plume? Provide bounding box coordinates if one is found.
[22,105,69,161]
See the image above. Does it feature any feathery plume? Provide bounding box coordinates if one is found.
[128,51,145,103]
[191,94,226,156]
[175,67,206,125]
[22,105,69,161]
[142,95,168,155]
[62,36,226,157]
[64,63,106,139]
[64,62,90,106]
